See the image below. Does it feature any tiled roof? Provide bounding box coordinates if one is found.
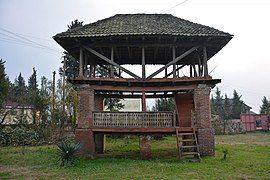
[54,14,232,38]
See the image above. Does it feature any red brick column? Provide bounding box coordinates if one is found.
[75,84,95,158]
[194,84,215,156]
[139,135,151,159]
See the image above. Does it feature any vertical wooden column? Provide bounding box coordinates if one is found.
[142,47,146,80]
[110,47,114,78]
[203,47,208,77]
[84,56,88,77]
[172,46,176,78]
[79,48,84,76]
[142,91,146,112]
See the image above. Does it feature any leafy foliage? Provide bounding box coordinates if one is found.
[57,141,82,166]
[0,59,9,103]
[260,96,270,115]
[152,98,175,112]
[211,88,246,119]
[0,126,39,146]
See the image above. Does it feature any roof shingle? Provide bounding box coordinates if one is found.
[54,14,232,38]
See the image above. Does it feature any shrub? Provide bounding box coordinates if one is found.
[0,126,39,146]
[57,141,82,167]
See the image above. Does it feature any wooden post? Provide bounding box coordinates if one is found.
[84,57,88,77]
[142,47,146,80]
[110,47,114,78]
[79,48,83,76]
[173,46,176,78]
[203,47,208,77]
[142,91,146,112]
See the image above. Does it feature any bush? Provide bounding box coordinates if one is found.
[57,141,82,167]
[0,126,39,146]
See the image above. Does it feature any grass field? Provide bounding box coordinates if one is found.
[0,131,270,179]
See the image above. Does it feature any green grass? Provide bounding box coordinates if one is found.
[0,131,270,179]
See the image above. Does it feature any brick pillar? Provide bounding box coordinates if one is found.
[75,84,95,158]
[194,84,215,156]
[139,135,151,159]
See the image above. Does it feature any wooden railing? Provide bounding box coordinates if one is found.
[93,112,176,128]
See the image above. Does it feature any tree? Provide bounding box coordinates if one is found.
[152,98,175,112]
[105,98,124,112]
[0,59,9,103]
[213,87,224,119]
[222,94,232,134]
[13,73,28,104]
[59,19,83,79]
[231,90,243,119]
[260,96,270,115]
[28,68,39,124]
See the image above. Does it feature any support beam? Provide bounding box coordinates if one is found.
[146,46,198,80]
[142,47,146,80]
[79,48,83,76]
[142,91,146,112]
[173,46,176,78]
[164,64,185,78]
[203,47,208,77]
[84,46,142,80]
[110,47,114,78]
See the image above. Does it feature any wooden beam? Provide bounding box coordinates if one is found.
[142,47,146,80]
[84,46,142,80]
[146,46,198,80]
[79,48,83,76]
[110,47,114,78]
[92,127,195,133]
[203,47,208,76]
[164,64,185,78]
[173,46,176,78]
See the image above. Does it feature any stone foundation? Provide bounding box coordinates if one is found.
[197,128,215,156]
[139,135,151,160]
[75,128,95,158]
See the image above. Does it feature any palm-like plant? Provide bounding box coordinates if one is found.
[57,141,82,166]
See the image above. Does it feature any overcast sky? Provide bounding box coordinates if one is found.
[1,0,270,113]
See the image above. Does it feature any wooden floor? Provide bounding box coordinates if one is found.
[92,127,196,133]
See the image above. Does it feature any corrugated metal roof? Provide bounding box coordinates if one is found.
[54,14,232,38]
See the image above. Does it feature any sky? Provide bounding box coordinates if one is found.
[1,0,270,113]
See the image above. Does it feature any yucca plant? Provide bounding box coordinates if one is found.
[57,141,82,166]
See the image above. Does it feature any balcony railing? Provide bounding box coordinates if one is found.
[93,112,176,128]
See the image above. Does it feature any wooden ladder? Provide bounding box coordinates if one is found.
[176,128,201,161]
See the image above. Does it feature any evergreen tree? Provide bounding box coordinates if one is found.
[213,87,224,118]
[231,90,243,119]
[260,96,270,115]
[105,98,125,112]
[59,19,83,79]
[152,98,175,112]
[13,73,28,104]
[28,68,39,123]
[0,59,9,103]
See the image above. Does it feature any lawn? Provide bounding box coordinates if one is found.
[0,131,269,179]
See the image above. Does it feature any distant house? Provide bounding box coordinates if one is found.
[0,102,34,124]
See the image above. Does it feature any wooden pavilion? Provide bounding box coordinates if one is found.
[54,14,233,159]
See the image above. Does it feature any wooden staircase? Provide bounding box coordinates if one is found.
[176,128,201,161]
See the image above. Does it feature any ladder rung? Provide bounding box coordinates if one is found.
[178,133,194,136]
[179,139,196,142]
[182,152,198,155]
[180,145,197,148]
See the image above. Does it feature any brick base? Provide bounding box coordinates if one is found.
[197,128,215,156]
[139,135,151,159]
[75,128,95,158]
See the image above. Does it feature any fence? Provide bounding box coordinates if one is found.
[93,112,176,128]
